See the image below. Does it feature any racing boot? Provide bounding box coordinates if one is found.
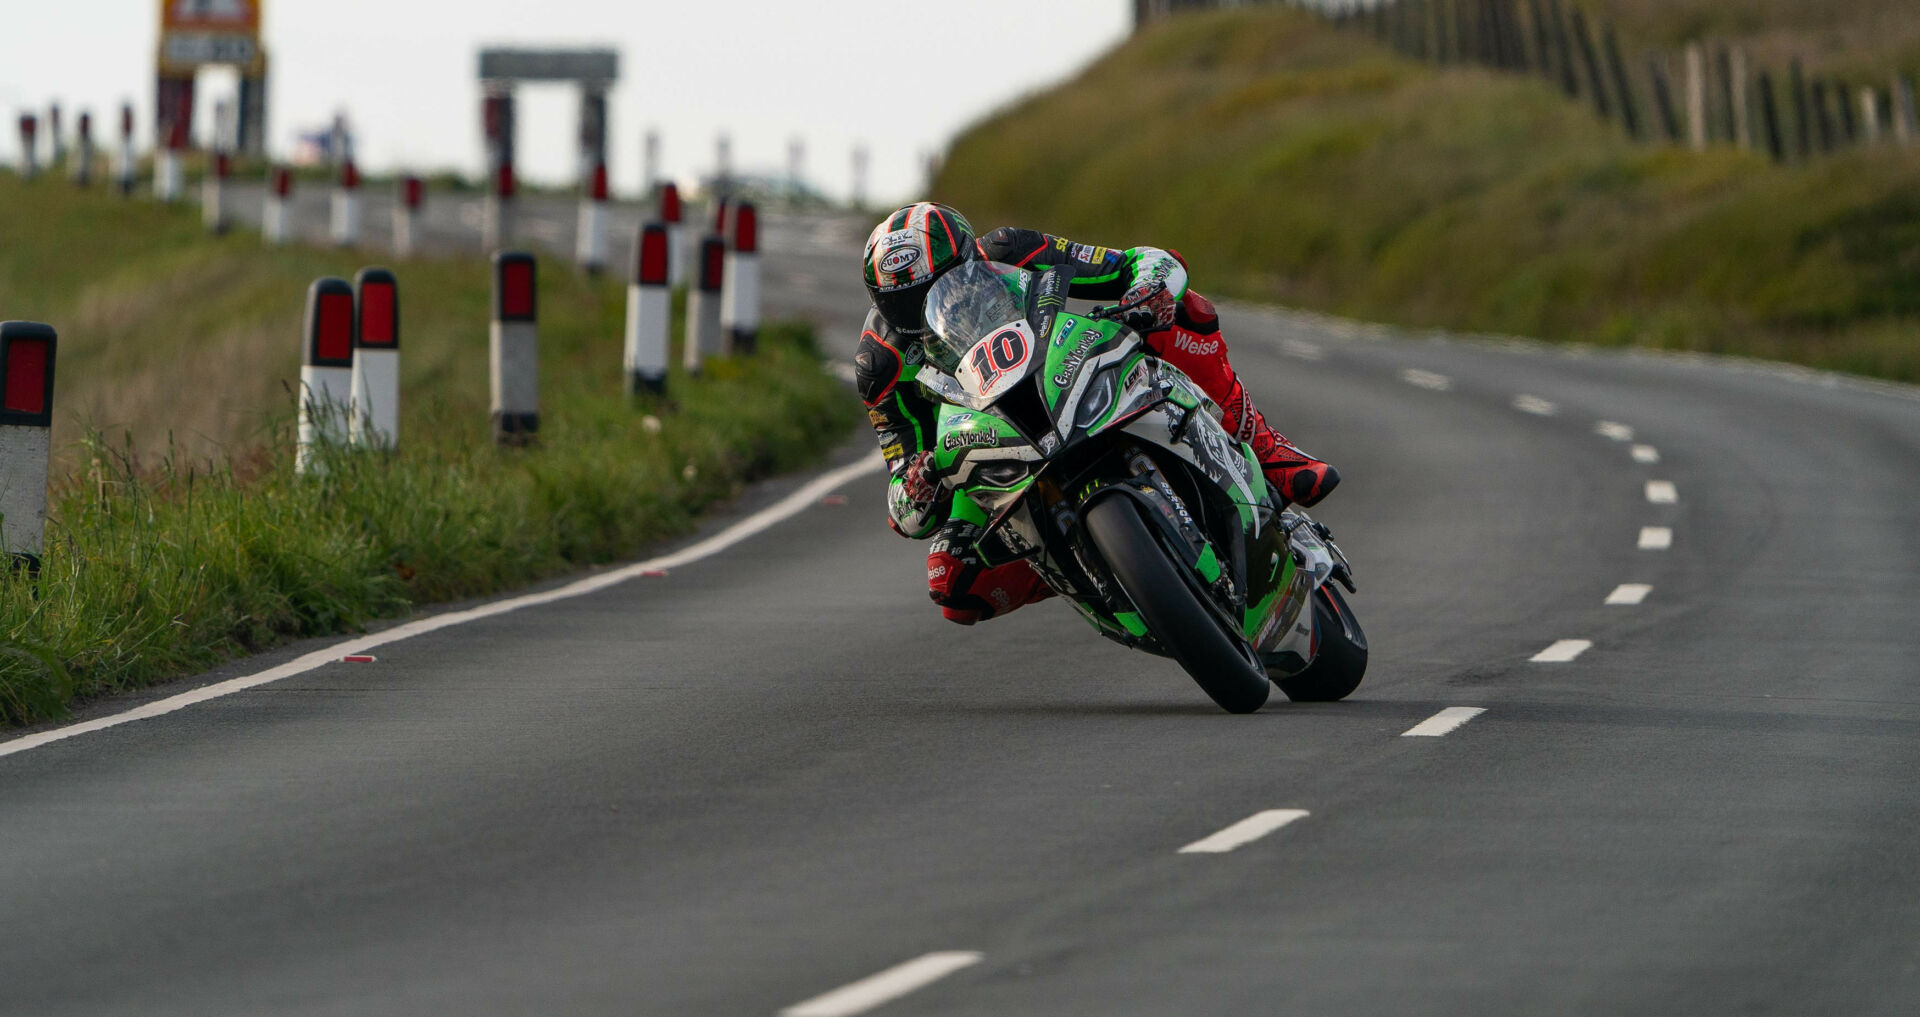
[1146,291,1340,508]
[927,520,1055,625]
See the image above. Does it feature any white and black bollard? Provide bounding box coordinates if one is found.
[155,118,186,203]
[720,201,760,354]
[659,181,686,287]
[393,175,422,257]
[482,91,517,252]
[16,116,37,180]
[297,278,355,474]
[331,158,362,247]
[350,268,400,450]
[73,112,94,188]
[202,151,231,234]
[0,321,57,571]
[490,252,539,445]
[684,235,725,374]
[625,222,671,396]
[576,161,610,275]
[264,166,291,245]
[115,103,135,197]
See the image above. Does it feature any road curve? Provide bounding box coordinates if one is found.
[2,214,1918,1015]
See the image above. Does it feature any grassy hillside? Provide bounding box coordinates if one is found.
[934,9,1920,381]
[0,174,861,725]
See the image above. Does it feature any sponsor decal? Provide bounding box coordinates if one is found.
[882,228,917,248]
[943,429,999,452]
[928,563,949,581]
[867,407,889,427]
[1069,243,1111,265]
[1053,236,1069,252]
[879,246,921,275]
[1173,333,1220,356]
[881,443,904,459]
[1052,327,1106,387]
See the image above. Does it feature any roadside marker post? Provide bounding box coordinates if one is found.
[0,322,57,572]
[297,278,356,474]
[115,104,134,196]
[47,104,64,171]
[685,235,725,374]
[202,151,231,234]
[659,181,686,286]
[264,166,292,244]
[16,116,37,180]
[393,175,422,257]
[490,252,539,445]
[155,115,187,203]
[350,268,401,450]
[331,158,363,247]
[576,161,610,275]
[720,200,760,354]
[73,112,94,188]
[625,222,671,396]
[482,92,516,251]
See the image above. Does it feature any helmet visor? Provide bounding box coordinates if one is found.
[921,261,1029,374]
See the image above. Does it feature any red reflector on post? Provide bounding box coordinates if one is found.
[731,202,758,254]
[497,163,516,199]
[659,182,681,222]
[272,167,291,197]
[317,293,354,362]
[590,163,608,202]
[18,115,35,140]
[121,105,133,136]
[403,176,422,208]
[699,236,725,292]
[3,337,50,416]
[304,277,356,367]
[637,223,669,286]
[355,268,399,348]
[215,152,231,179]
[494,252,537,322]
[712,198,731,234]
[341,159,359,190]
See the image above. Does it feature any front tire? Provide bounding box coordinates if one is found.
[1084,496,1271,714]
[1276,584,1367,702]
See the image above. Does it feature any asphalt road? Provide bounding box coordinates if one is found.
[3,205,1919,1015]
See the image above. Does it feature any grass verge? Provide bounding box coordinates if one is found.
[934,9,1920,382]
[0,177,861,726]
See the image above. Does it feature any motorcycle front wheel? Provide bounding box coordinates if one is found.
[1084,496,1271,714]
[1276,584,1368,702]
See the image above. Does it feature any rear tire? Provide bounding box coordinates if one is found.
[1276,584,1367,702]
[1084,496,1271,714]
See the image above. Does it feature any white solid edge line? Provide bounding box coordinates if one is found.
[1645,480,1678,504]
[1178,809,1311,854]
[1513,394,1557,416]
[1401,706,1487,737]
[1638,526,1673,550]
[0,454,888,761]
[780,952,985,1017]
[1605,583,1653,605]
[1530,639,1593,663]
[1631,444,1661,464]
[1594,421,1634,441]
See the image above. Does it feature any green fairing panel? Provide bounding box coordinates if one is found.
[932,403,1025,474]
[1041,314,1127,413]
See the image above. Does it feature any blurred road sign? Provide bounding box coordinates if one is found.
[479,50,619,84]
[159,0,264,72]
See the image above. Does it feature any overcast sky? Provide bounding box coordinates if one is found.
[0,1,1131,203]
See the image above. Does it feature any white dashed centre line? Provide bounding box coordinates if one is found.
[1400,368,1451,391]
[1605,583,1653,605]
[1513,394,1558,416]
[1646,480,1678,504]
[1595,421,1634,441]
[1401,707,1487,737]
[1281,339,1326,361]
[1178,809,1311,854]
[1639,526,1673,550]
[1531,639,1593,663]
[1631,444,1661,464]
[780,952,985,1017]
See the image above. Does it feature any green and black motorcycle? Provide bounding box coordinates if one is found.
[916,260,1366,713]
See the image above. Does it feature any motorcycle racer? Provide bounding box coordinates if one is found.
[855,201,1338,625]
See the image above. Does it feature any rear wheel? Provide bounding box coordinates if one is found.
[1084,496,1271,714]
[1276,584,1367,702]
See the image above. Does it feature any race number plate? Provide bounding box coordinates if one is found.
[955,320,1036,403]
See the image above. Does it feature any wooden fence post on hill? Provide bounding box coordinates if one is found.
[1893,74,1918,147]
[1546,0,1578,98]
[1791,61,1813,159]
[1729,48,1753,150]
[1569,9,1611,121]
[1756,71,1787,162]
[1649,57,1682,143]
[1685,44,1708,150]
[1602,26,1640,138]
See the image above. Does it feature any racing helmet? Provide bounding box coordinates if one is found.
[862,202,978,337]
